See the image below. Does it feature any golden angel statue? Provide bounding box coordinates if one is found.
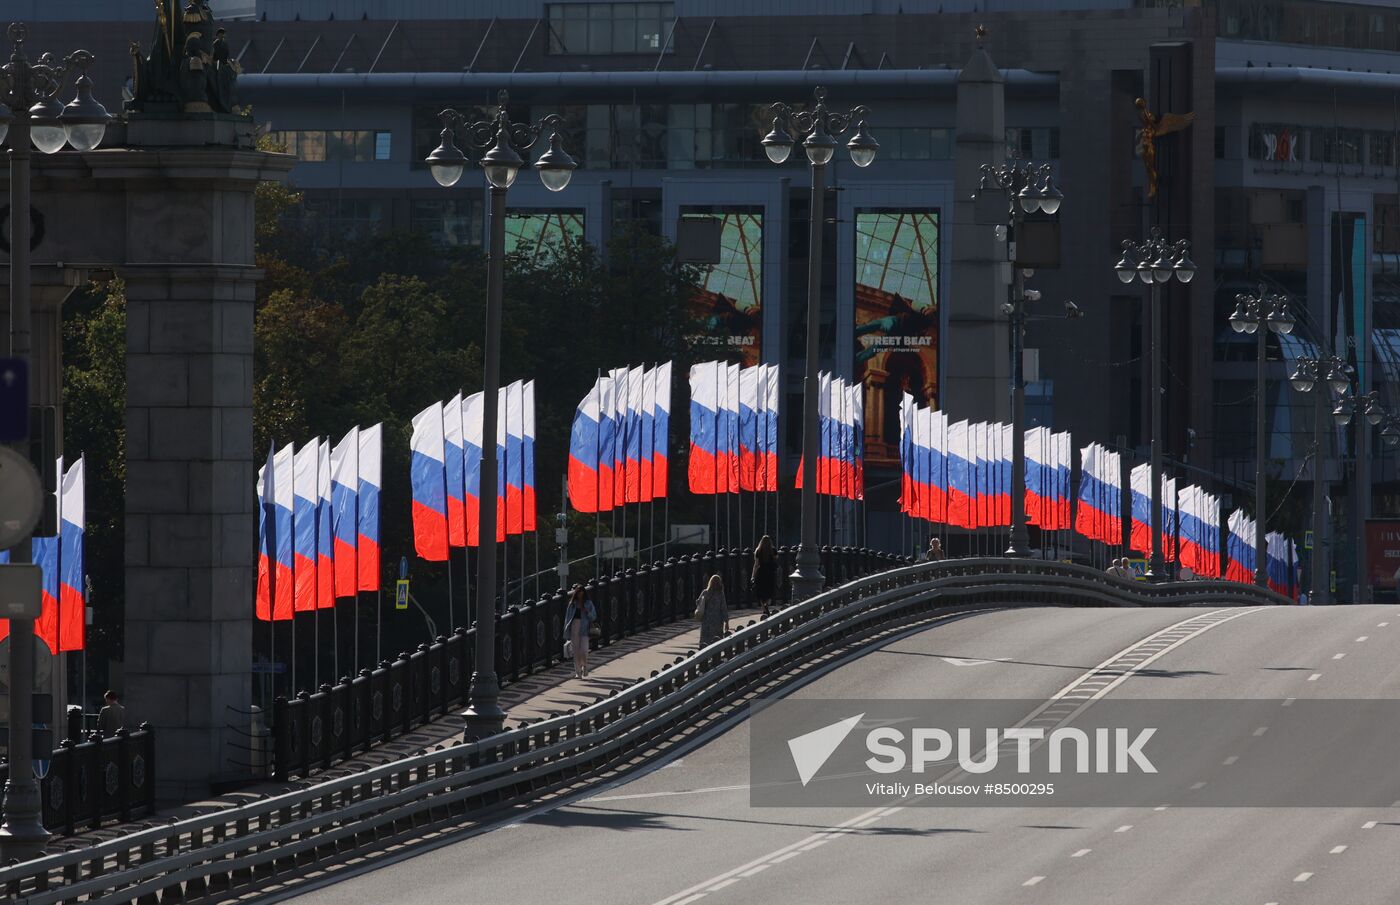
[1135,97,1195,201]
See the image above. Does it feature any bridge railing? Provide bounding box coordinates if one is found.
[270,545,905,781]
[0,558,1288,904]
[0,726,157,837]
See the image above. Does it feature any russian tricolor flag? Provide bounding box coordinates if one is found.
[356,425,381,592]
[568,378,607,513]
[462,390,508,546]
[1265,532,1289,595]
[651,362,673,499]
[946,420,973,529]
[57,457,84,651]
[444,393,467,548]
[688,360,726,495]
[504,379,536,534]
[331,427,360,598]
[410,402,449,562]
[273,443,296,611]
[1225,509,1256,583]
[257,443,275,622]
[1075,443,1122,546]
[293,441,322,609]
[1129,463,1153,554]
[316,440,335,609]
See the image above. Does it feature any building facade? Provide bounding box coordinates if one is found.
[19,0,1400,596]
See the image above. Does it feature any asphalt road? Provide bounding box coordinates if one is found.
[285,604,1400,905]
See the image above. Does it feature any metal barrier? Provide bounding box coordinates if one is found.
[0,726,157,838]
[270,546,902,781]
[0,558,1289,903]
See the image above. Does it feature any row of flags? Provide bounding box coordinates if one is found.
[898,398,1069,530]
[411,381,537,561]
[255,426,383,622]
[568,363,674,513]
[793,372,865,500]
[687,360,780,495]
[0,457,86,652]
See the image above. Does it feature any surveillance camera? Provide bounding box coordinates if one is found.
[1064,300,1083,318]
[1000,303,1015,315]
[1024,289,1041,302]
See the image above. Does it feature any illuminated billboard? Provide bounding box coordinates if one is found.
[684,209,763,367]
[854,210,941,467]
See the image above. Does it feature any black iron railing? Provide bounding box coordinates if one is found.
[0,725,157,837]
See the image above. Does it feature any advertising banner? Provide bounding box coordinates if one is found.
[503,210,585,262]
[1364,519,1400,598]
[684,209,763,366]
[854,211,941,467]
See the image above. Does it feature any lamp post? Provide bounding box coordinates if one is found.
[1330,386,1384,603]
[0,22,111,862]
[976,162,1063,557]
[1288,354,1355,605]
[1227,286,1295,587]
[425,90,577,738]
[761,87,878,600]
[1113,227,1196,581]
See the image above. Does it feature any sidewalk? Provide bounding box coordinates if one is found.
[45,609,762,853]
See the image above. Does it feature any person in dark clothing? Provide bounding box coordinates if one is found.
[751,534,780,616]
[98,691,126,737]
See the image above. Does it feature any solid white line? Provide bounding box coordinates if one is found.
[1364,821,1378,829]
[1294,872,1313,882]
[1115,825,1133,833]
[853,816,881,828]
[708,879,739,892]
[1223,756,1239,765]
[1071,848,1091,858]
[1283,697,1296,706]
[771,851,802,864]
[1330,845,1347,854]
[674,895,707,905]
[1356,636,1368,642]
[739,864,771,878]
[1154,805,1169,811]
[1253,727,1269,736]
[1023,876,1046,887]
[1333,652,1347,660]
[1308,674,1322,681]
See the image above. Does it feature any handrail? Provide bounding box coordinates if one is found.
[0,558,1287,903]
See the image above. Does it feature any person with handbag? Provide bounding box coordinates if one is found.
[563,584,598,678]
[694,574,729,646]
[751,535,780,616]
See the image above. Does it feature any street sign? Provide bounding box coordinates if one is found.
[0,447,44,550]
[0,564,42,619]
[395,578,409,611]
[1304,530,1314,550]
[398,556,409,581]
[0,359,27,443]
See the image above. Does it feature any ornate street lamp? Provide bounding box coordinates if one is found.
[1288,353,1354,605]
[976,162,1063,557]
[1112,227,1195,580]
[0,21,112,863]
[761,87,876,600]
[425,90,577,738]
[1228,286,1295,587]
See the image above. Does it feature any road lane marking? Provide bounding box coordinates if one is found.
[1115,825,1133,833]
[1294,872,1313,882]
[1379,622,1390,627]
[1190,782,1208,790]
[1071,849,1091,858]
[1023,876,1046,886]
[1332,653,1346,660]
[739,865,771,878]
[771,851,801,864]
[1283,697,1296,706]
[1364,821,1378,829]
[590,784,749,802]
[1253,727,1269,736]
[1223,756,1239,765]
[674,895,706,905]
[1308,674,1322,681]
[1154,805,1169,811]
[1330,845,1347,854]
[1356,636,1368,642]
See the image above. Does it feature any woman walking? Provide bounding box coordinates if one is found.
[563,584,598,678]
[694,574,730,646]
[752,535,780,616]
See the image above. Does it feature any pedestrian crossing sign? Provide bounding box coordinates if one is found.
[395,579,409,611]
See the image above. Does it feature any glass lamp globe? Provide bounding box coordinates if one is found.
[29,97,67,154]
[1038,175,1063,215]
[804,128,837,166]
[533,132,577,192]
[1114,252,1138,284]
[846,122,878,168]
[61,74,111,151]
[761,119,794,164]
[1289,369,1314,393]
[0,102,13,147]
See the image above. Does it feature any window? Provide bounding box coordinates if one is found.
[411,198,482,248]
[1249,123,1305,162]
[1215,126,1226,160]
[1005,127,1060,161]
[267,130,391,162]
[547,3,675,54]
[1311,127,1363,165]
[302,198,385,240]
[1370,131,1395,169]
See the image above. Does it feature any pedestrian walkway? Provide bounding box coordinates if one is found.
[44,608,763,854]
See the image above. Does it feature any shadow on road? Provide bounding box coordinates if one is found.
[532,805,985,837]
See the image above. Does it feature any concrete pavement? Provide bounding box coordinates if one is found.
[282,604,1400,905]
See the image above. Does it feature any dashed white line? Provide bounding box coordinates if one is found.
[1154,805,1170,811]
[1295,872,1314,883]
[1364,821,1378,830]
[1023,876,1046,887]
[1253,727,1269,736]
[853,816,880,828]
[1356,636,1369,642]
[1283,697,1296,706]
[1115,825,1133,833]
[1190,782,1208,790]
[1330,845,1348,854]
[1379,622,1390,627]
[1071,848,1092,858]
[1308,674,1322,682]
[1332,652,1347,660]
[1223,756,1239,765]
